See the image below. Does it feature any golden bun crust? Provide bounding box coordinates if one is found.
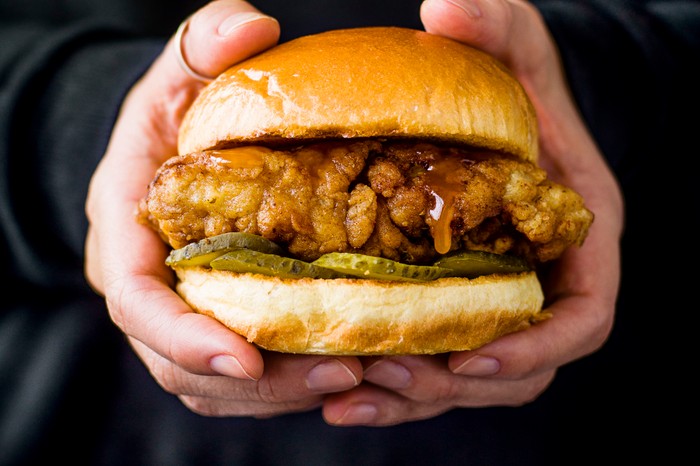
[174,267,548,355]
[178,27,538,163]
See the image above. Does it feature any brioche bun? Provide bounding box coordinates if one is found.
[167,27,551,355]
[178,27,538,163]
[175,267,545,355]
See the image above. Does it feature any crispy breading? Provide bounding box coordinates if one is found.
[138,140,593,264]
[346,184,377,249]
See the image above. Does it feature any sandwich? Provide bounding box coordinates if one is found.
[137,26,594,355]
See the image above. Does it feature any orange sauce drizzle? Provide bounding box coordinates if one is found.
[424,157,466,254]
[209,146,270,169]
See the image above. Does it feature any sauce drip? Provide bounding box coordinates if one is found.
[424,156,468,254]
[210,146,270,169]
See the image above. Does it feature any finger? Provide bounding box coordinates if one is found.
[325,364,554,426]
[183,351,363,417]
[132,341,361,417]
[133,342,321,419]
[180,393,322,418]
[135,342,362,400]
[125,1,280,155]
[420,0,558,98]
[363,356,552,405]
[167,0,280,86]
[113,281,264,380]
[323,384,444,427]
[322,376,552,427]
[335,369,553,427]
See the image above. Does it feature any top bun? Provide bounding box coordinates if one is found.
[178,26,539,163]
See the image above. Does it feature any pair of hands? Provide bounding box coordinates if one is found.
[85,0,623,426]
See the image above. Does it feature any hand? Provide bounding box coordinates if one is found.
[320,0,624,426]
[84,0,363,417]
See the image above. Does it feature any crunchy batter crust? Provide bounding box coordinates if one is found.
[138,140,593,265]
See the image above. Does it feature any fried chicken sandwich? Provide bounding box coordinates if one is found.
[137,27,594,355]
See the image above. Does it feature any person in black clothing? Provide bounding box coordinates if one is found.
[1,1,697,465]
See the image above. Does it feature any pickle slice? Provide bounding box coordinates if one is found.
[166,232,284,267]
[210,249,343,279]
[312,252,452,282]
[433,250,530,278]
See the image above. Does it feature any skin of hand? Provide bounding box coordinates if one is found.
[84,0,623,424]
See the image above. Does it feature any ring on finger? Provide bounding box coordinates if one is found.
[174,16,215,83]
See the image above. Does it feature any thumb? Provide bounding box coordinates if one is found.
[165,0,280,87]
[420,0,595,175]
[127,1,280,155]
[420,0,557,94]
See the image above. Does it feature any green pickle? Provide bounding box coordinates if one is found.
[210,249,343,279]
[312,252,452,282]
[166,232,531,282]
[433,250,530,278]
[166,232,284,267]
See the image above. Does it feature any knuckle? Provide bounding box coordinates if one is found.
[254,375,283,404]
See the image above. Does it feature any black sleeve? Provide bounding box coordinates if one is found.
[0,21,163,293]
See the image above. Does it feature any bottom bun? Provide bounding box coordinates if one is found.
[174,267,548,355]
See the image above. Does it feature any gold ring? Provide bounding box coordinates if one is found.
[174,17,215,83]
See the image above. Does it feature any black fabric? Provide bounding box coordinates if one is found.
[1,1,697,464]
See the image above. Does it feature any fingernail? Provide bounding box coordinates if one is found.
[218,12,277,37]
[333,403,378,425]
[454,355,500,376]
[306,359,359,392]
[210,354,258,380]
[364,359,412,390]
[445,0,483,18]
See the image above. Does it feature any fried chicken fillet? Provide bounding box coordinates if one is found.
[138,139,593,268]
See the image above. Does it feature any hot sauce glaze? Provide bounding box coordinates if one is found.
[423,156,470,254]
[212,142,352,190]
[209,146,269,169]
